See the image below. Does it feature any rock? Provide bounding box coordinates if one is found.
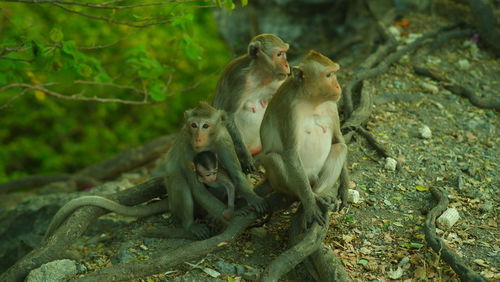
[436,208,460,229]
[214,260,246,276]
[418,125,432,139]
[458,59,471,70]
[347,189,361,204]
[26,259,77,282]
[419,81,439,94]
[111,249,135,264]
[384,157,397,171]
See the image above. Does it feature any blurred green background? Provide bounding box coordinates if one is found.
[0,1,233,182]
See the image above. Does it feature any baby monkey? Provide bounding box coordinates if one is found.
[191,151,235,220]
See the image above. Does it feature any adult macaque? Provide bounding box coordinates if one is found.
[164,102,265,238]
[213,34,290,173]
[258,50,348,228]
[44,103,264,241]
[192,150,235,220]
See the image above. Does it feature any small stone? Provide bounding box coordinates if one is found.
[26,259,77,282]
[418,125,432,139]
[436,208,460,229]
[347,189,361,204]
[458,59,470,70]
[419,81,439,94]
[385,157,397,171]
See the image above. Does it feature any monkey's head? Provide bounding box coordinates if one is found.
[184,102,226,152]
[192,151,218,183]
[292,50,341,101]
[248,33,290,80]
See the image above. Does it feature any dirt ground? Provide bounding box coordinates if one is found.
[2,13,499,282]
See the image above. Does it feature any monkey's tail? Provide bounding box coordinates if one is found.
[43,196,168,242]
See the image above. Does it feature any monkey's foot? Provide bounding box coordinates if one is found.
[247,195,268,215]
[316,194,336,213]
[302,202,327,228]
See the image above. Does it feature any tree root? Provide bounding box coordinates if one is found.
[424,187,488,282]
[0,177,165,282]
[414,66,500,111]
[73,195,291,282]
[0,135,174,193]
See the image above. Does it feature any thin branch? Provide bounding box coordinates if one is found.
[51,3,173,28]
[2,0,202,10]
[74,80,145,95]
[0,83,156,105]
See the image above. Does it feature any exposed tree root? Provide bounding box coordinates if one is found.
[0,177,165,282]
[260,221,324,282]
[73,195,291,282]
[287,208,352,282]
[0,135,174,193]
[414,66,500,111]
[424,187,488,282]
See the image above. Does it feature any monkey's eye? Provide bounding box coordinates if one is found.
[277,51,283,57]
[202,123,209,129]
[326,72,334,78]
[191,123,197,128]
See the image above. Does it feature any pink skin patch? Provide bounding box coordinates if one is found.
[320,125,328,133]
[260,100,268,109]
[250,145,262,155]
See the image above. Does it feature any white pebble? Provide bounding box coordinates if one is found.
[436,208,460,229]
[418,125,432,139]
[384,157,397,171]
[458,59,470,70]
[419,81,439,94]
[347,189,361,204]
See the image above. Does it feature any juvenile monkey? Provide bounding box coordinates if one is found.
[213,34,290,173]
[191,151,235,220]
[259,50,349,228]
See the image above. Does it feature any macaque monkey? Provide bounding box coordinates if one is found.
[258,50,348,228]
[213,34,290,173]
[44,103,264,241]
[191,151,235,220]
[164,102,265,238]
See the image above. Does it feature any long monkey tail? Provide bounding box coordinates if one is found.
[43,196,168,242]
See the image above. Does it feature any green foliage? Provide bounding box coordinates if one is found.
[0,1,231,183]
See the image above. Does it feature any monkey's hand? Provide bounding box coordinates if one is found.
[316,193,336,213]
[241,157,258,174]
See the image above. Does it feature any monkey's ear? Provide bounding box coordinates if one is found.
[248,41,261,58]
[184,109,193,120]
[292,66,304,82]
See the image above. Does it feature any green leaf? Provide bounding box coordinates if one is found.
[77,63,93,78]
[241,0,248,6]
[224,0,236,10]
[49,27,63,43]
[148,80,166,101]
[358,259,368,265]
